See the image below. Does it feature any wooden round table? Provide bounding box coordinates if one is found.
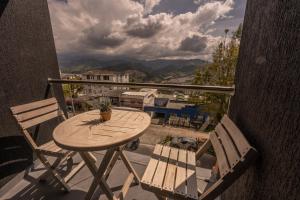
[53,108,151,200]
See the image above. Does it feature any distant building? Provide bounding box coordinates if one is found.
[120,88,158,110]
[60,73,82,80]
[144,99,208,126]
[81,70,129,96]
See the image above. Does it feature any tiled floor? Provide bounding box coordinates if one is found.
[1,145,215,200]
[1,149,157,200]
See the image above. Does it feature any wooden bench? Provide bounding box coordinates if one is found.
[141,115,258,200]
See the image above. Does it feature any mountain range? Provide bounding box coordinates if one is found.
[59,55,208,83]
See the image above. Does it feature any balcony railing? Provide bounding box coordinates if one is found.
[47,78,234,131]
[48,78,235,95]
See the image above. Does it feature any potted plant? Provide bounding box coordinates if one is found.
[98,98,112,121]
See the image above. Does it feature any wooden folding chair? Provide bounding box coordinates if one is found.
[141,114,258,200]
[10,97,87,192]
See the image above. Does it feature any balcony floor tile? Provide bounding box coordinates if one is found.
[2,149,157,200]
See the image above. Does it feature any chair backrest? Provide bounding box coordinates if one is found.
[200,114,258,200]
[10,97,65,149]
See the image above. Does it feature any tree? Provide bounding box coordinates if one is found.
[194,24,242,86]
[62,76,83,114]
[192,24,242,121]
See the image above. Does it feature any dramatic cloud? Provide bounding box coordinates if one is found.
[133,0,161,14]
[144,0,161,14]
[179,35,207,52]
[47,0,243,61]
[125,13,166,38]
[81,24,125,49]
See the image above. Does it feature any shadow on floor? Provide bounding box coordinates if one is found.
[2,144,216,200]
[1,150,159,200]
[0,0,9,17]
[0,136,33,188]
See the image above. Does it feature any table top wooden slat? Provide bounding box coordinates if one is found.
[53,108,151,151]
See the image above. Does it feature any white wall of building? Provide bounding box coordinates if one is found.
[82,72,129,96]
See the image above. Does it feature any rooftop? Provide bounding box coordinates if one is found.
[122,88,158,97]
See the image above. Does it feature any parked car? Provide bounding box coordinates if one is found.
[170,136,198,151]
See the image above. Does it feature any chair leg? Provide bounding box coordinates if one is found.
[38,151,72,182]
[48,167,71,192]
[64,160,85,182]
[39,156,62,182]
[59,151,87,183]
[37,153,71,192]
[52,157,63,168]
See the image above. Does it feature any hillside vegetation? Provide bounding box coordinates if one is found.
[60,58,207,83]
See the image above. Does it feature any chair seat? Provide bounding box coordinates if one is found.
[141,145,200,200]
[37,140,65,156]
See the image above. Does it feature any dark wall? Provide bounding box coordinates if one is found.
[0,0,65,187]
[225,0,300,200]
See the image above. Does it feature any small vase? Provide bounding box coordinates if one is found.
[100,110,112,121]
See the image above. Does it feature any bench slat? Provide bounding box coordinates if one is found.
[151,146,171,188]
[11,98,57,114]
[210,132,230,177]
[186,151,198,199]
[221,115,251,156]
[163,147,178,192]
[15,103,59,122]
[175,149,187,196]
[200,148,258,200]
[215,124,240,168]
[141,144,163,185]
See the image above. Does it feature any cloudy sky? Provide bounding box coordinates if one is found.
[48,0,246,61]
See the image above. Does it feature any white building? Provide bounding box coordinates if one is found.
[60,73,82,80]
[82,70,129,96]
[120,88,158,110]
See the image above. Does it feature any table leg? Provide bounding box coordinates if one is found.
[118,149,140,183]
[79,150,117,200]
[104,151,120,180]
[80,147,141,200]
